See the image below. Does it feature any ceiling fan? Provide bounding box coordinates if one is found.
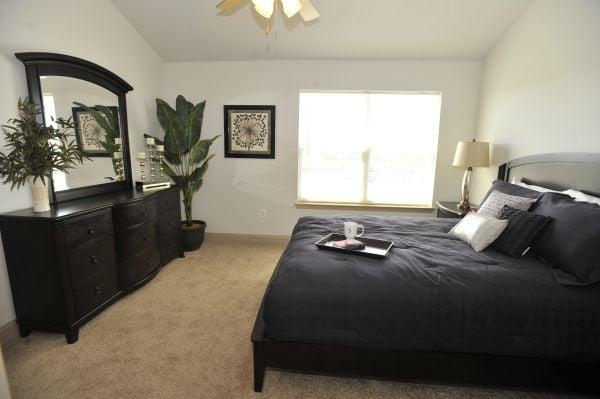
[217,0,319,33]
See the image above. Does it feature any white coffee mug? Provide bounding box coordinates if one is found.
[344,221,364,240]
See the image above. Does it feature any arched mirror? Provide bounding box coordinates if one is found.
[16,52,133,203]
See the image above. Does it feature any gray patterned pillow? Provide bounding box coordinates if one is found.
[478,190,536,218]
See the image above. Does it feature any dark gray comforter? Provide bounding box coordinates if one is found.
[262,216,600,363]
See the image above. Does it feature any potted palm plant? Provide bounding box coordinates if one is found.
[0,98,88,212]
[154,95,218,251]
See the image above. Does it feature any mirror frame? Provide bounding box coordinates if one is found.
[15,52,134,203]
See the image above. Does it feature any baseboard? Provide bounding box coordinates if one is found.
[0,320,19,349]
[205,233,290,245]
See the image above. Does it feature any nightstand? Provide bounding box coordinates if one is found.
[435,201,472,218]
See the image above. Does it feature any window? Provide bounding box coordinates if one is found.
[42,93,68,191]
[298,91,442,207]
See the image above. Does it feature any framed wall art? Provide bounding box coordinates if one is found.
[224,105,275,159]
[72,105,120,157]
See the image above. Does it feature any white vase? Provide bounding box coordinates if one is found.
[28,176,50,212]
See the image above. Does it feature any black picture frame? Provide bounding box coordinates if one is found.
[224,105,275,159]
[72,106,120,157]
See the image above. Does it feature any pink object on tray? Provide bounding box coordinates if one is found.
[332,239,366,250]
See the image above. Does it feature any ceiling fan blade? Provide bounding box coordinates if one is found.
[217,0,246,11]
[298,0,319,21]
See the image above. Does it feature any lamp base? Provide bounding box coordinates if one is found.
[457,199,470,211]
[457,166,473,211]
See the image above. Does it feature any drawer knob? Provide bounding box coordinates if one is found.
[169,241,174,247]
[143,233,149,241]
[141,211,148,217]
[94,285,102,296]
[167,219,173,226]
[145,258,151,266]
[91,256,99,264]
[87,226,95,235]
[166,200,173,206]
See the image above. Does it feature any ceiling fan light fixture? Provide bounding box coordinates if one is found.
[251,0,275,18]
[281,0,302,18]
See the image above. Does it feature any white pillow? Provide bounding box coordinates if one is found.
[449,213,508,252]
[511,178,560,193]
[562,189,600,205]
[478,190,537,218]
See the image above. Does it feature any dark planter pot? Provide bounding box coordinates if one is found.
[181,220,206,251]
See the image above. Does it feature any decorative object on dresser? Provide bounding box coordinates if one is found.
[224,105,275,159]
[0,98,89,212]
[134,136,171,192]
[0,187,183,344]
[435,201,471,218]
[452,139,489,211]
[152,95,219,251]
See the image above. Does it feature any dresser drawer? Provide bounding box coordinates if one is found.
[158,207,180,233]
[67,235,117,286]
[157,189,179,212]
[115,221,157,260]
[73,267,118,319]
[63,210,113,249]
[112,199,157,229]
[159,229,181,259]
[117,247,160,290]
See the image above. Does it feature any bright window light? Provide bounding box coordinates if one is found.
[298,91,442,207]
[42,94,68,191]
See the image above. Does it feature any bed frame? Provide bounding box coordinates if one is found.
[252,152,600,394]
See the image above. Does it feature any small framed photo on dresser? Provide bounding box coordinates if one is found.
[224,105,275,159]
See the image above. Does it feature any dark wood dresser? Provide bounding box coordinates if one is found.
[0,187,182,343]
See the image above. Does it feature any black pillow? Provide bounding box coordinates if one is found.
[480,180,542,205]
[531,193,600,286]
[491,205,551,258]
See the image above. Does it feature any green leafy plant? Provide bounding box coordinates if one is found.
[153,95,218,227]
[0,98,89,190]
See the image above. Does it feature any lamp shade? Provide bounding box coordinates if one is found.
[453,141,489,167]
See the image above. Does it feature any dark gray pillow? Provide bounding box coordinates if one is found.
[531,193,600,286]
[491,205,551,258]
[480,180,542,205]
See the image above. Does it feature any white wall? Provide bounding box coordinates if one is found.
[0,0,164,327]
[0,347,10,399]
[472,0,600,202]
[165,60,482,236]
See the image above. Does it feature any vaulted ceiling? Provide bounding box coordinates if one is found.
[111,0,531,62]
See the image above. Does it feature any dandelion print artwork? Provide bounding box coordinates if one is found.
[224,106,275,159]
[72,106,119,157]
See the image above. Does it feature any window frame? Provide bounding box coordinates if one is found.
[296,90,442,209]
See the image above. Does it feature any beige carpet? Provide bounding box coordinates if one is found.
[2,236,588,399]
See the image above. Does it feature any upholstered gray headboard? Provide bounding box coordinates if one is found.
[498,153,600,196]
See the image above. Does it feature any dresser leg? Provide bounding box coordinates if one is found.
[18,324,31,338]
[179,251,185,258]
[65,327,79,344]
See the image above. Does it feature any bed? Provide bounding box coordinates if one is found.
[251,153,600,394]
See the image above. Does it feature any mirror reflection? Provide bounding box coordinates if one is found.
[39,76,124,191]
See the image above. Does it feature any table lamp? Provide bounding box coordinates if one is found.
[453,139,489,211]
